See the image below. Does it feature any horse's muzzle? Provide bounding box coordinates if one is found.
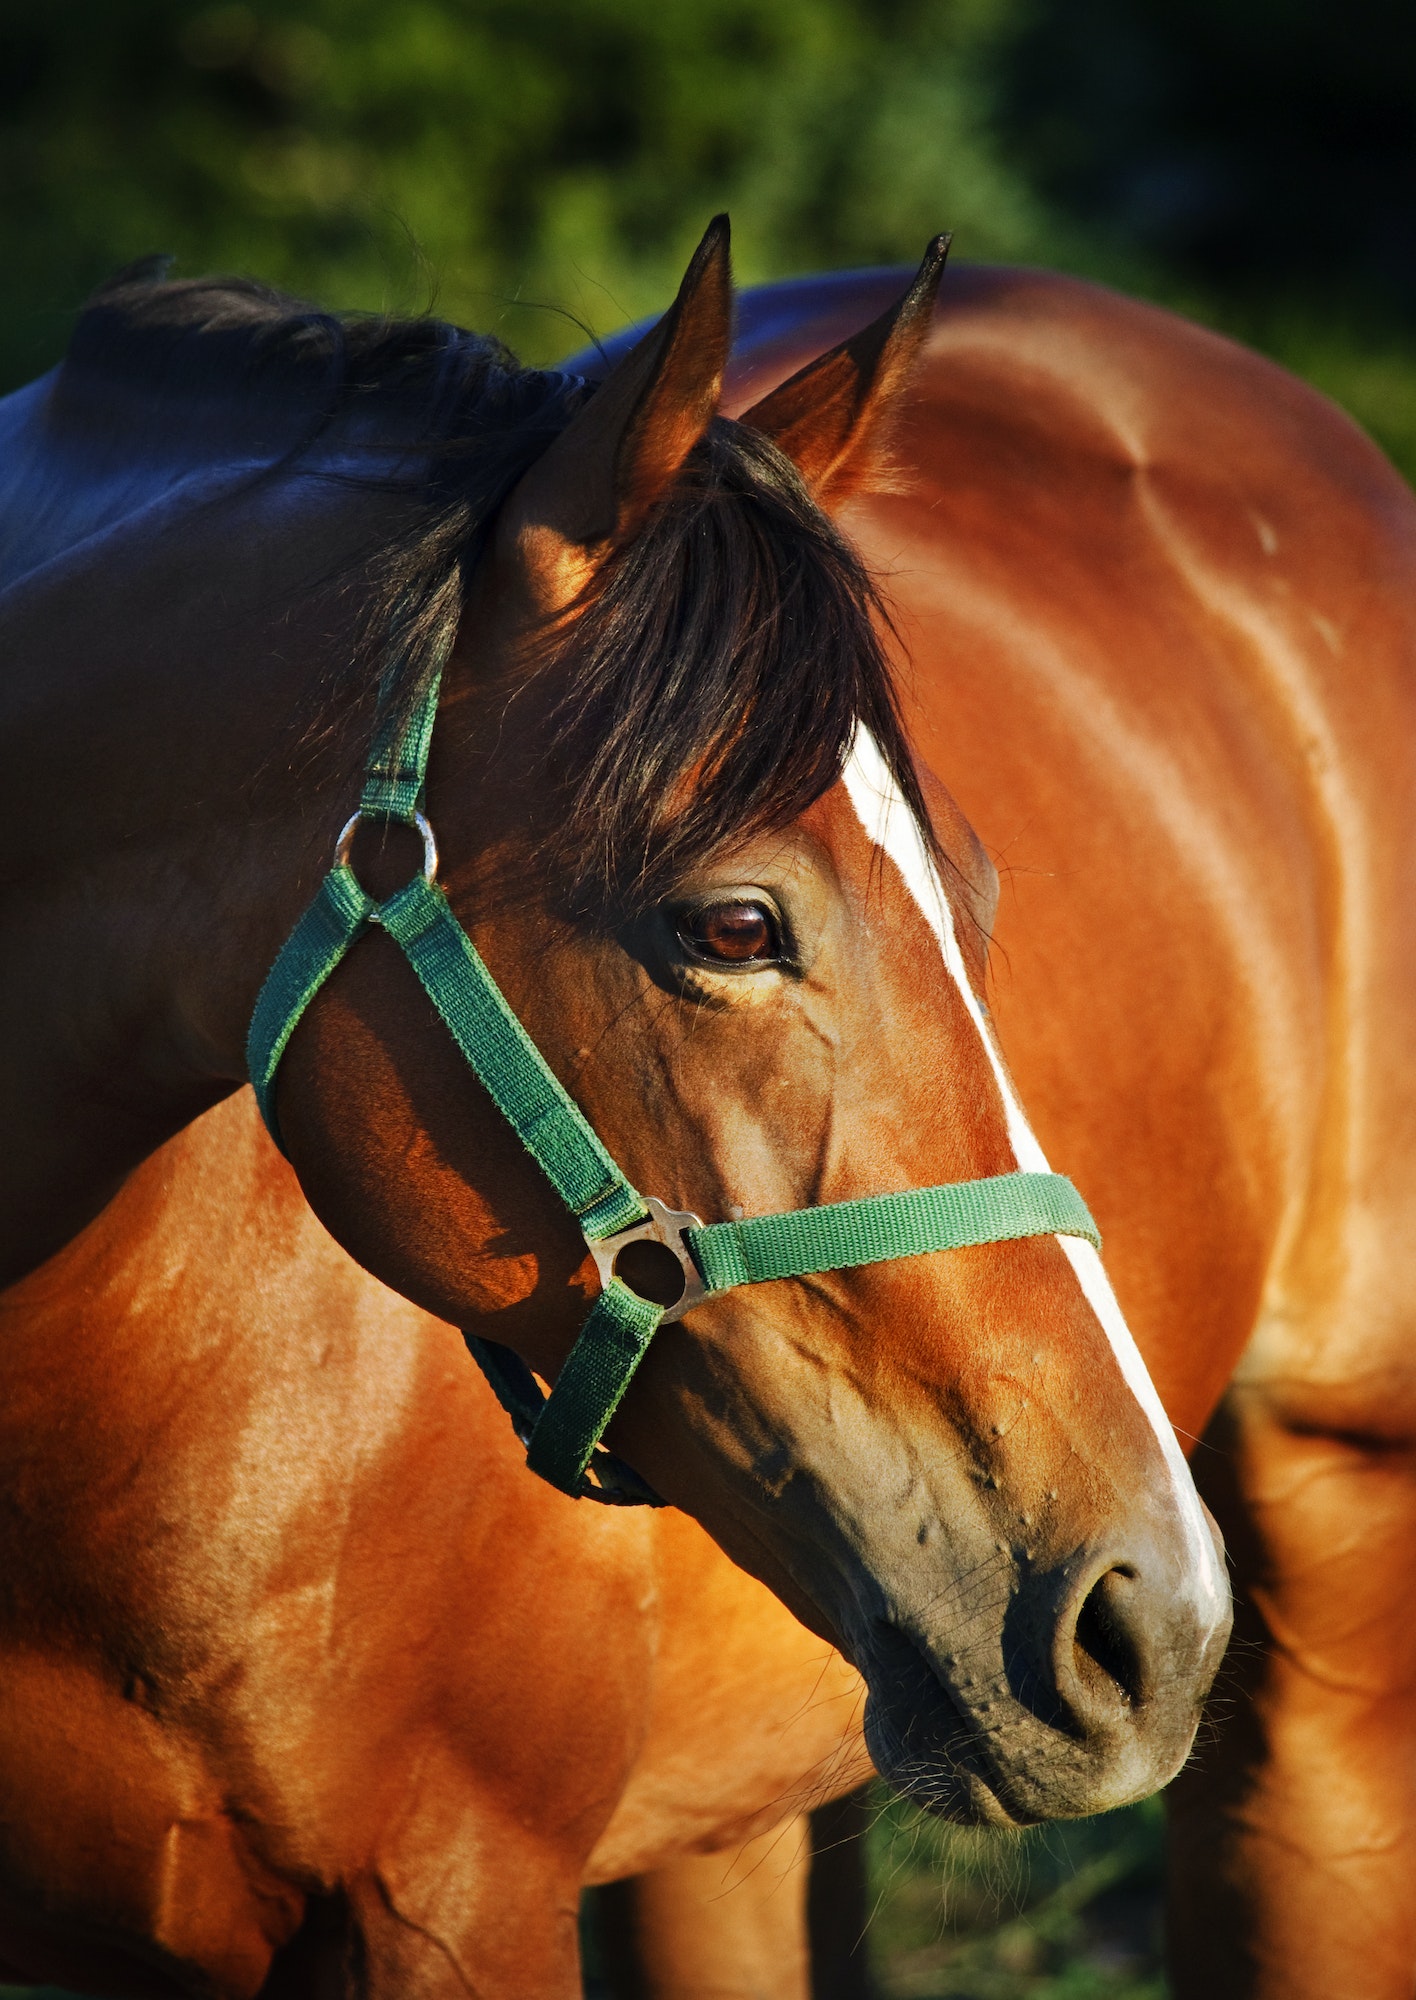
[858,1520,1233,1825]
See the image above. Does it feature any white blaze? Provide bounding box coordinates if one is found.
[841,730,1224,1613]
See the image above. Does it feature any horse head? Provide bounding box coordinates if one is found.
[268,219,1231,1825]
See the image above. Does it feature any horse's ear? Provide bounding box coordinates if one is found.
[740,235,950,509]
[504,215,732,605]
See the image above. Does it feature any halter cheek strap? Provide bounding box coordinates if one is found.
[247,671,1100,1506]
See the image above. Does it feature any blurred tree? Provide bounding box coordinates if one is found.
[0,0,1049,386]
[3,2,1416,463]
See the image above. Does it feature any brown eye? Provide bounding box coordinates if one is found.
[677,900,781,965]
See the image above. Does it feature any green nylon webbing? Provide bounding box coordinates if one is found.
[246,665,1103,1506]
[361,665,444,821]
[523,1280,663,1487]
[248,866,373,1147]
[467,1173,1098,1499]
[248,867,646,1242]
[375,878,646,1239]
[464,1330,666,1505]
[687,1172,1099,1291]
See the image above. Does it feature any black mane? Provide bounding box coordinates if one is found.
[68,265,935,917]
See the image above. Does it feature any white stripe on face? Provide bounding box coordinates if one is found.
[841,729,1224,1615]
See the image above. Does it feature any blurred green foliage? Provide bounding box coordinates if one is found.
[6,0,1416,474]
[866,1790,1167,1999]
[1000,0,1416,311]
[0,0,1055,385]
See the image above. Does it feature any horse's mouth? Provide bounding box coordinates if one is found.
[859,1622,1047,1829]
[860,1610,1205,1827]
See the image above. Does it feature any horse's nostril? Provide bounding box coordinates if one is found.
[1073,1567,1146,1711]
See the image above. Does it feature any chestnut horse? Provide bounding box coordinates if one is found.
[0,224,1228,2000]
[0,208,1391,2000]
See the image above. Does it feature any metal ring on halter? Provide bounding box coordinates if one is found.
[333,810,439,883]
[587,1197,707,1325]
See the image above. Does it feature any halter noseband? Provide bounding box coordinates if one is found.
[247,673,1099,1506]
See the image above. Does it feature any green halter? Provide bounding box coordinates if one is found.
[248,670,1100,1505]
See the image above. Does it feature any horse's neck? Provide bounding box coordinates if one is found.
[0,358,387,593]
[0,416,390,1288]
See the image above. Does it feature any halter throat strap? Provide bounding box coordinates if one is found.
[247,671,1100,1505]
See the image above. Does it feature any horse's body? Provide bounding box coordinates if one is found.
[0,1088,862,1996]
[0,244,1402,1999]
[732,267,1416,1998]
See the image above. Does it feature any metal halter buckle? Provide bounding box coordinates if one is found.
[334,810,439,883]
[588,1197,707,1324]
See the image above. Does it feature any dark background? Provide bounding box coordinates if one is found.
[5,0,1416,474]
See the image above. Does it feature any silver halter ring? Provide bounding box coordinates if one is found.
[334,810,439,883]
[588,1197,707,1324]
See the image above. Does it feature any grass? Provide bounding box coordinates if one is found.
[577,1784,1167,1998]
[862,1786,1166,2000]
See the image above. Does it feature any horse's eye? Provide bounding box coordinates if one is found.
[677,900,781,965]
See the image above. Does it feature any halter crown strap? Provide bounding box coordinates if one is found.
[248,671,1101,1505]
